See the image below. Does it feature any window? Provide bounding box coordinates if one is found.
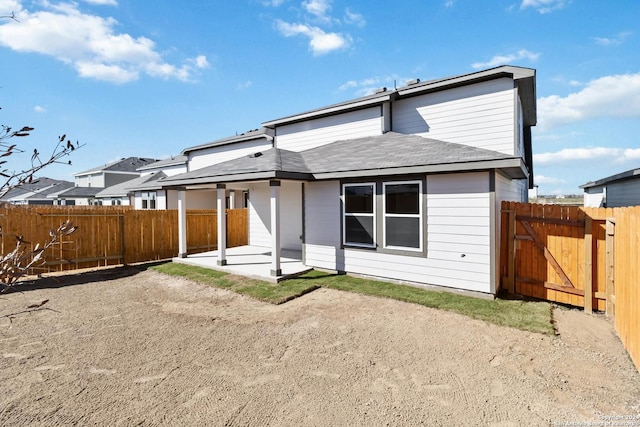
[141,191,157,210]
[383,181,422,250]
[343,183,375,247]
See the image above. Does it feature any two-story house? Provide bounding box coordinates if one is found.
[55,157,158,205]
[163,65,537,296]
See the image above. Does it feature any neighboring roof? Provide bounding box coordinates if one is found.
[580,166,640,189]
[182,128,274,155]
[56,186,103,198]
[162,132,526,187]
[137,155,188,171]
[74,157,159,176]
[27,181,74,200]
[96,172,167,197]
[0,177,73,200]
[263,65,537,127]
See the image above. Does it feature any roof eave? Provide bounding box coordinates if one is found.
[162,171,314,188]
[312,158,528,180]
[262,93,393,128]
[182,132,274,155]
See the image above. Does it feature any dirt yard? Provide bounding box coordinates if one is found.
[1,266,638,426]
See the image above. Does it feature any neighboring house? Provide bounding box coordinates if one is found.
[129,155,188,210]
[0,178,74,205]
[94,172,166,206]
[73,157,158,188]
[54,156,159,206]
[51,186,103,206]
[581,166,640,207]
[163,65,537,296]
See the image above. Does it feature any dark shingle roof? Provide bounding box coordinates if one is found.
[96,172,168,197]
[302,132,516,176]
[74,157,159,176]
[56,186,103,197]
[580,166,640,189]
[162,133,525,186]
[137,155,188,171]
[0,178,73,200]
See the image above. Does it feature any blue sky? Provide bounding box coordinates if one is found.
[1,0,639,195]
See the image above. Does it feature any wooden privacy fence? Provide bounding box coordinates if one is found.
[500,201,639,371]
[0,206,248,271]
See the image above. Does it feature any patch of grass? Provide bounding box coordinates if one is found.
[150,263,553,335]
[149,262,318,305]
[286,270,554,335]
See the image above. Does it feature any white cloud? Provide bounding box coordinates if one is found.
[261,0,285,6]
[82,0,117,5]
[534,147,640,165]
[593,31,632,46]
[34,105,47,113]
[275,19,349,55]
[303,0,331,22]
[520,0,570,14]
[0,0,22,15]
[237,80,253,90]
[0,1,208,84]
[344,8,365,27]
[471,49,539,69]
[538,72,640,130]
[444,0,456,7]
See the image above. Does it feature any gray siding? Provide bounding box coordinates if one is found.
[607,179,640,207]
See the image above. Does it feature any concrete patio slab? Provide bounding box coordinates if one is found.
[173,245,311,283]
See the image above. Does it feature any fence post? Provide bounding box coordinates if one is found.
[120,213,127,266]
[584,216,593,314]
[506,209,516,294]
[606,218,615,316]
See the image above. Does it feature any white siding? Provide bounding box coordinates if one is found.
[188,139,272,171]
[304,181,342,270]
[275,107,383,152]
[516,94,525,158]
[606,180,640,207]
[583,186,606,208]
[495,173,527,205]
[156,191,167,210]
[303,173,494,294]
[247,181,303,251]
[75,173,104,188]
[393,78,517,154]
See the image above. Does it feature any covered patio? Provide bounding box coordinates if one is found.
[172,245,311,283]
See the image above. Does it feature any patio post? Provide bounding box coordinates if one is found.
[270,180,281,276]
[177,188,187,258]
[217,184,227,266]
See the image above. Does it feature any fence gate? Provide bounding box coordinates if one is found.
[500,202,615,314]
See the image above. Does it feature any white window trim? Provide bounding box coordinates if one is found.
[342,182,376,248]
[141,191,157,210]
[383,180,423,252]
